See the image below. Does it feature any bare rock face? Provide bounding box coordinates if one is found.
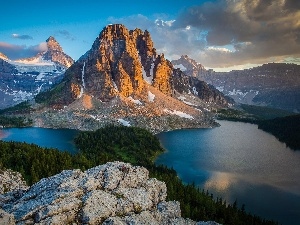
[0,162,221,225]
[41,36,74,68]
[153,54,173,95]
[0,169,28,194]
[46,24,230,110]
[172,69,233,107]
[60,24,147,104]
[0,208,15,225]
[172,55,206,78]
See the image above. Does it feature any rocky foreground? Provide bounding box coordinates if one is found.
[0,162,220,225]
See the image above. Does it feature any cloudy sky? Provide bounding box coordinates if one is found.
[1,0,299,71]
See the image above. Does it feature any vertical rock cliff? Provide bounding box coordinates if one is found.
[46,24,230,108]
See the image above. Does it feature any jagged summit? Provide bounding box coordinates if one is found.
[45,36,63,52]
[53,24,173,104]
[172,55,206,78]
[40,36,74,68]
[0,52,8,60]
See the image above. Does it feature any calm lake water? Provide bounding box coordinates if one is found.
[1,121,299,225]
[0,127,79,153]
[156,120,300,225]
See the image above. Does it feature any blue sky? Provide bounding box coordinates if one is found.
[1,0,300,71]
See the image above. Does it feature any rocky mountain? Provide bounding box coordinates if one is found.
[0,37,74,109]
[173,56,300,112]
[0,162,220,225]
[172,55,207,79]
[39,36,74,68]
[32,24,229,132]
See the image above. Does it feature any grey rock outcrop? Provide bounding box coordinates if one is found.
[0,169,28,194]
[0,162,220,225]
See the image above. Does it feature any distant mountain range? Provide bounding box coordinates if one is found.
[172,56,300,112]
[0,37,74,109]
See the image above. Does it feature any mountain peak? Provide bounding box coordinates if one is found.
[45,36,63,52]
[41,36,74,68]
[0,52,8,60]
[172,55,206,78]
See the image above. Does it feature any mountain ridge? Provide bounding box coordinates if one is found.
[172,55,300,112]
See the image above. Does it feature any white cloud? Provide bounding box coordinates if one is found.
[0,42,47,60]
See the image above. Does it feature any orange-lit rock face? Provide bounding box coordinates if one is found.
[153,56,173,96]
[82,94,93,109]
[71,83,81,99]
[50,24,230,108]
[81,24,147,99]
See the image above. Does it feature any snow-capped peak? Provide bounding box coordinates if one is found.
[0,52,8,60]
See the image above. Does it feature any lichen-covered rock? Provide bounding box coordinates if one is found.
[0,169,28,194]
[0,208,15,225]
[0,162,221,225]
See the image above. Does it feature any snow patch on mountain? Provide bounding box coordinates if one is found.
[35,73,46,81]
[177,96,197,106]
[216,86,224,92]
[174,64,187,71]
[14,56,54,66]
[36,84,44,93]
[164,109,194,119]
[228,89,248,97]
[112,81,119,91]
[142,66,153,84]
[150,63,155,77]
[192,87,198,95]
[148,91,155,102]
[117,118,131,126]
[13,91,33,102]
[82,62,86,89]
[128,96,143,105]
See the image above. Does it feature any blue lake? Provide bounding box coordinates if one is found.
[1,121,300,225]
[156,120,300,225]
[0,127,79,153]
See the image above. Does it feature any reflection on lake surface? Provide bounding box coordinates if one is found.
[156,120,300,225]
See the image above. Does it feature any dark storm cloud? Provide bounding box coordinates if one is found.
[0,42,47,60]
[100,1,300,69]
[284,0,300,12]
[12,34,33,40]
[171,0,300,68]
